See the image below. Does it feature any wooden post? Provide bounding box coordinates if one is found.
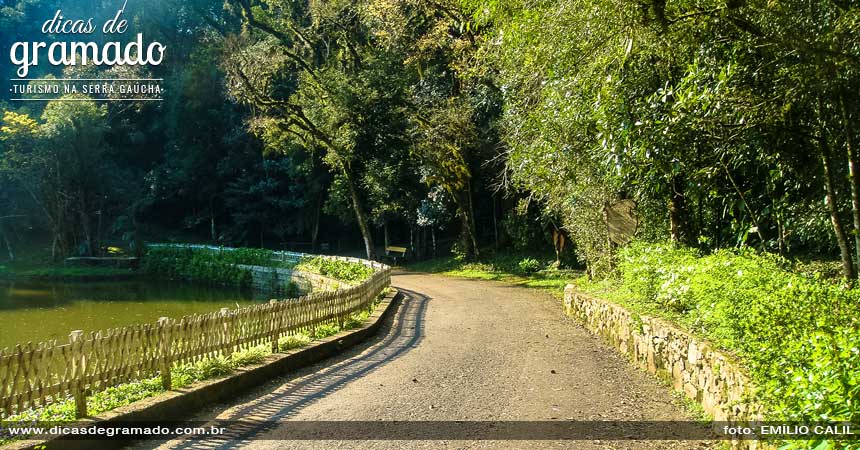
[69,330,87,418]
[270,300,280,353]
[220,308,232,354]
[157,317,172,390]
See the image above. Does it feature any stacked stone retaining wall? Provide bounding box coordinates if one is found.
[563,285,765,449]
[240,265,341,293]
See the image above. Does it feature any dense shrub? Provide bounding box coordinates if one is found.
[517,258,542,274]
[601,242,860,443]
[142,247,274,287]
[295,256,374,284]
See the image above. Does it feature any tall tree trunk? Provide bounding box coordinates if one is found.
[0,222,13,261]
[455,186,480,261]
[383,221,390,250]
[821,136,857,280]
[465,181,480,259]
[210,198,217,243]
[492,194,499,248]
[841,96,860,277]
[311,197,321,252]
[668,175,692,246]
[342,168,376,260]
[79,209,93,257]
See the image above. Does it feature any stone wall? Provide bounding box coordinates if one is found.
[239,265,341,294]
[563,285,764,447]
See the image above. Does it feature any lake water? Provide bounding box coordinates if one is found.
[0,279,265,350]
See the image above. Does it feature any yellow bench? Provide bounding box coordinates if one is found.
[385,246,408,264]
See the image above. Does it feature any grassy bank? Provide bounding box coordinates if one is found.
[294,256,375,285]
[407,251,580,297]
[143,246,376,289]
[0,244,137,281]
[1,261,136,281]
[411,247,859,449]
[578,242,859,450]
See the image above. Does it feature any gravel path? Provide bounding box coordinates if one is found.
[133,272,715,450]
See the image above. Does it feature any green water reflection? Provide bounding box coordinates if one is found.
[0,279,264,349]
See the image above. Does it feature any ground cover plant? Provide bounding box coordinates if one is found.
[294,256,375,285]
[408,250,578,297]
[142,247,275,287]
[579,242,860,449]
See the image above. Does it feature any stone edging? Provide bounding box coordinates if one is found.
[563,285,764,446]
[9,289,403,450]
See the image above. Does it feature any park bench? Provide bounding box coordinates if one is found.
[384,245,408,265]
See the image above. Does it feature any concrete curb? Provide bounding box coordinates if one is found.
[9,289,403,450]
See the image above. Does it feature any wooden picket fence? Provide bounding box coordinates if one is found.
[0,257,390,419]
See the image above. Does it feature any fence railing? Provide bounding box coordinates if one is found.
[0,249,390,419]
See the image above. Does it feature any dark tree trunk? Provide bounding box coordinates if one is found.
[463,181,480,260]
[454,186,480,261]
[311,197,321,252]
[0,222,13,261]
[492,194,499,248]
[79,209,94,257]
[210,199,217,243]
[342,168,376,260]
[668,175,693,246]
[821,135,857,280]
[841,97,860,277]
[383,221,390,250]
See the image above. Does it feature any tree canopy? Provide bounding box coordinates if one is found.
[1,0,858,279]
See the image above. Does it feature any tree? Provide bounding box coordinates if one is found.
[2,98,111,258]
[223,0,383,260]
[469,0,860,278]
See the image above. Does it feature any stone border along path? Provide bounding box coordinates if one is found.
[133,272,717,450]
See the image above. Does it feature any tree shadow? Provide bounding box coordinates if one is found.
[164,287,430,450]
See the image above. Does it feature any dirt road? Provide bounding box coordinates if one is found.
[135,272,714,450]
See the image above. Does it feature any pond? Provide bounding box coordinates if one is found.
[0,279,266,350]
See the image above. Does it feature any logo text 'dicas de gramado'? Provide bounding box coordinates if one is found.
[7,0,166,102]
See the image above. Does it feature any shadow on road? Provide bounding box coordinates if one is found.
[161,287,430,450]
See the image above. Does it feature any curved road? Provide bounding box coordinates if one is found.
[136,272,714,450]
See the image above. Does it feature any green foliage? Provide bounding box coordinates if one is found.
[517,258,542,275]
[279,333,312,351]
[142,247,274,287]
[589,242,860,443]
[311,323,341,340]
[295,256,374,284]
[1,100,112,257]
[231,346,270,366]
[344,306,374,330]
[502,207,547,252]
[87,377,165,414]
[409,251,576,297]
[472,0,860,278]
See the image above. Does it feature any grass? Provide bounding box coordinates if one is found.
[407,251,581,298]
[0,242,137,280]
[14,266,136,280]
